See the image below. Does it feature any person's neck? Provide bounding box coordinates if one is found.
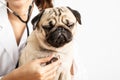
[8,1,33,22]
[7,1,33,16]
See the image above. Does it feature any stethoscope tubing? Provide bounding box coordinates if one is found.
[0,1,34,37]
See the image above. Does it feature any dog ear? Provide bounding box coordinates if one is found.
[32,10,45,30]
[67,7,82,25]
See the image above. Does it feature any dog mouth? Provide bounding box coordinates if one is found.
[46,27,72,48]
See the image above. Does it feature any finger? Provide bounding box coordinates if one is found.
[45,72,56,80]
[42,64,58,78]
[39,71,56,80]
[43,60,61,72]
[42,67,58,80]
[38,67,57,80]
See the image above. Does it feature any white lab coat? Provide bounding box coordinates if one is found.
[0,3,39,76]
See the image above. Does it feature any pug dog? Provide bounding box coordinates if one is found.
[19,6,81,80]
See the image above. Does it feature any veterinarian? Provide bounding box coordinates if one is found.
[0,0,80,80]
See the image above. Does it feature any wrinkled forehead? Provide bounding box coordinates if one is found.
[40,7,76,22]
[47,7,68,14]
[43,7,74,17]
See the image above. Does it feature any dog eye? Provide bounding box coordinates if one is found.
[49,21,54,27]
[42,25,53,31]
[65,20,74,28]
[42,20,55,31]
[68,23,74,28]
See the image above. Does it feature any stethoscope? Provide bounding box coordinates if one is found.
[0,1,34,37]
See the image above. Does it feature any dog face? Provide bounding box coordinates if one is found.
[32,7,81,48]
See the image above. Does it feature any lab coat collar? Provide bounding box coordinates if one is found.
[0,5,19,63]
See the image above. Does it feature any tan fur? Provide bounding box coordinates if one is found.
[19,7,79,80]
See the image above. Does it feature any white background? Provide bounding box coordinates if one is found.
[54,0,120,80]
[1,0,120,80]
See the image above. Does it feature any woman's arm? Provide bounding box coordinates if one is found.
[1,56,61,80]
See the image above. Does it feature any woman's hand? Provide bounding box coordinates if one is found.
[2,56,61,80]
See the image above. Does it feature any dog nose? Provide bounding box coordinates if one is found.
[57,27,65,32]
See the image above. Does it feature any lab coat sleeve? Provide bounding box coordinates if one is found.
[0,44,16,76]
[0,45,6,76]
